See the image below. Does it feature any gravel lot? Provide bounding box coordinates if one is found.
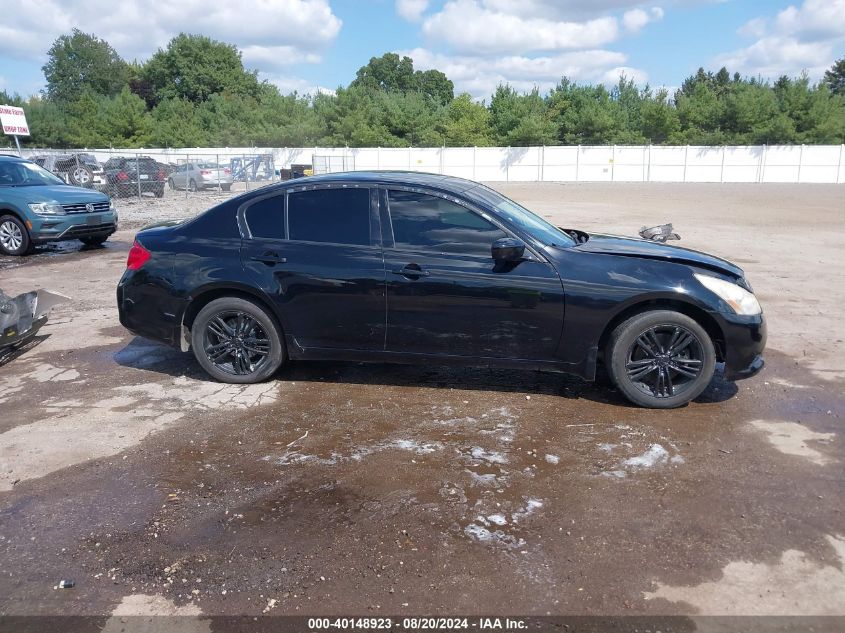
[0,182,843,624]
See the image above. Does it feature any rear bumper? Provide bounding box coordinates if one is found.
[714,311,767,381]
[117,270,183,348]
[199,177,233,187]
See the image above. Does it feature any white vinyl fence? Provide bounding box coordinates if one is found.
[17,145,845,184]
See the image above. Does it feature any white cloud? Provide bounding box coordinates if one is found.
[481,0,658,21]
[241,46,322,68]
[262,74,335,97]
[421,0,621,55]
[0,0,341,71]
[400,47,646,99]
[717,0,845,80]
[396,0,430,22]
[775,0,845,38]
[623,7,664,33]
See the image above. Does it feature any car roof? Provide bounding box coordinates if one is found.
[286,170,480,193]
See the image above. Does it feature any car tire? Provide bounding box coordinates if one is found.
[188,179,197,193]
[0,214,33,256]
[606,310,716,409]
[154,186,164,198]
[167,178,175,190]
[80,235,109,247]
[191,297,284,384]
[68,163,94,188]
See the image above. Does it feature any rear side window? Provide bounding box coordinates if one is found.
[245,195,285,239]
[387,190,506,256]
[287,188,370,246]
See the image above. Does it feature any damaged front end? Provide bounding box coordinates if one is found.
[0,289,69,350]
[639,223,681,243]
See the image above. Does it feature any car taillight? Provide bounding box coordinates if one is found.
[224,168,231,174]
[116,171,129,181]
[200,170,212,176]
[157,170,166,180]
[126,240,151,270]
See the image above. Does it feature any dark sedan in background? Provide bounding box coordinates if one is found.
[117,171,765,408]
[103,156,167,198]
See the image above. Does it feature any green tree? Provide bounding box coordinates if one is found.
[351,53,416,93]
[351,53,454,104]
[414,69,454,105]
[100,87,153,147]
[63,91,110,147]
[43,29,129,103]
[143,33,260,104]
[639,88,680,143]
[443,94,493,146]
[490,85,556,146]
[823,58,845,96]
[150,98,208,147]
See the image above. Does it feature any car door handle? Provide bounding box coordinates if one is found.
[391,266,430,278]
[250,252,286,265]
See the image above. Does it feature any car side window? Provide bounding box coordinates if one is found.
[387,190,507,256]
[287,188,371,246]
[245,195,285,240]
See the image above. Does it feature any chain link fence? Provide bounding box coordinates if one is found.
[13,149,288,201]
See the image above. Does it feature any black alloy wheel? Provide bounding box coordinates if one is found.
[191,297,284,383]
[607,310,716,408]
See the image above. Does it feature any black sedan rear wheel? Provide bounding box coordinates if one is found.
[191,297,284,384]
[607,310,715,408]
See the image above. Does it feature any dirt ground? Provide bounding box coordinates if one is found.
[0,182,843,626]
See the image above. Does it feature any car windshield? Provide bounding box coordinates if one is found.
[0,160,66,187]
[465,184,576,247]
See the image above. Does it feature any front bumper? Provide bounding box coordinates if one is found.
[713,311,767,381]
[30,211,118,244]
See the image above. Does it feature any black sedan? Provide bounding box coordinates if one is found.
[117,172,765,408]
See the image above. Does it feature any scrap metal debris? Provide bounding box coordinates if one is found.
[0,288,69,352]
[639,223,681,243]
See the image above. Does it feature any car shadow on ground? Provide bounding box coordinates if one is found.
[0,334,50,368]
[113,336,739,408]
[0,238,128,272]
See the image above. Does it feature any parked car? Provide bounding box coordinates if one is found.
[168,162,233,192]
[117,171,765,408]
[103,156,166,198]
[30,152,107,190]
[0,155,116,255]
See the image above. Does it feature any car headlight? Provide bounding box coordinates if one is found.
[694,273,761,315]
[28,202,65,216]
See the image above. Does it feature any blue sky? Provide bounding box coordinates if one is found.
[1,1,843,101]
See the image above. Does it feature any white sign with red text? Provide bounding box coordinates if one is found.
[0,104,30,136]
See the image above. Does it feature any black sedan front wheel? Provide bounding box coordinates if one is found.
[607,310,715,408]
[191,297,284,384]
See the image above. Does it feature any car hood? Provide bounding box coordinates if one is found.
[572,232,743,278]
[3,184,109,203]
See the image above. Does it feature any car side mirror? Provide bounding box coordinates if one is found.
[491,237,526,262]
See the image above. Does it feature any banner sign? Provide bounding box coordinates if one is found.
[0,104,30,136]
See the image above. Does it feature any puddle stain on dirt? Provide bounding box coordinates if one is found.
[746,419,835,465]
[644,535,845,615]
